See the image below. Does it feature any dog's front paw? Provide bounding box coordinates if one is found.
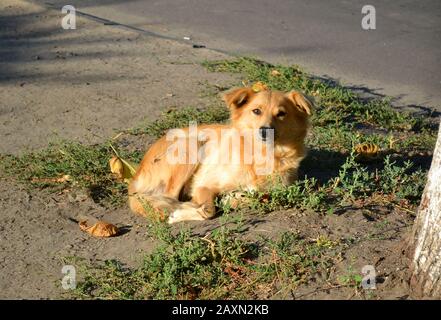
[167,211,181,224]
[167,207,207,224]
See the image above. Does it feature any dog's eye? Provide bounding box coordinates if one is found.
[252,109,262,115]
[277,111,287,118]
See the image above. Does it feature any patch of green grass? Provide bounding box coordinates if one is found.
[128,106,229,138]
[74,223,250,299]
[0,141,143,207]
[70,217,337,299]
[338,264,364,288]
[224,153,426,216]
[251,231,336,296]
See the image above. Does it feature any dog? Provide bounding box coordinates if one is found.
[128,87,312,223]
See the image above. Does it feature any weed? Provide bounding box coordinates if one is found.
[222,152,428,216]
[128,106,229,138]
[338,265,363,288]
[0,141,143,207]
[70,218,337,299]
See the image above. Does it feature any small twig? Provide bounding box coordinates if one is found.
[331,177,340,189]
[111,132,124,140]
[201,234,217,258]
[109,143,120,158]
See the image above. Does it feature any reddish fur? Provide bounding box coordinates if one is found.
[128,87,313,223]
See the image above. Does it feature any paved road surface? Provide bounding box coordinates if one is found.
[37,0,441,110]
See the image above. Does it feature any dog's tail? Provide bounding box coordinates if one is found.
[128,192,212,223]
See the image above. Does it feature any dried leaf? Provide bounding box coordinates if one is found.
[109,156,138,183]
[79,220,119,237]
[252,81,268,93]
[109,156,124,177]
[354,143,380,161]
[270,69,281,76]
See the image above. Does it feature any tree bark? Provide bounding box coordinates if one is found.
[410,125,441,298]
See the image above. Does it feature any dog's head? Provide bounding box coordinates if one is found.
[223,87,312,143]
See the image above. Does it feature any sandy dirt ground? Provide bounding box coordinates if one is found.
[0,0,417,299]
[0,0,235,155]
[0,0,237,299]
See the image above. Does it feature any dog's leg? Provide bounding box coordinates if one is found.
[167,187,217,224]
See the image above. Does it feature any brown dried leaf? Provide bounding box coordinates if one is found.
[109,156,124,179]
[109,156,138,183]
[354,143,380,161]
[79,220,119,237]
[252,81,268,93]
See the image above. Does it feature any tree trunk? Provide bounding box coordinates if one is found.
[410,125,441,298]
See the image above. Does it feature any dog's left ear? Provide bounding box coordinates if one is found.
[222,87,255,109]
[286,91,313,116]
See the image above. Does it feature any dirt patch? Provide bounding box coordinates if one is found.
[0,0,236,155]
[0,0,235,299]
[0,177,151,298]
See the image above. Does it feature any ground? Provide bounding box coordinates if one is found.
[0,0,233,298]
[0,0,438,299]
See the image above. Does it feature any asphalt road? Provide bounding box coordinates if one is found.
[38,0,441,110]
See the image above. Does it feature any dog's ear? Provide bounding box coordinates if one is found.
[286,91,313,116]
[223,87,255,109]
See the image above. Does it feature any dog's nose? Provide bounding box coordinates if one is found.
[258,126,274,141]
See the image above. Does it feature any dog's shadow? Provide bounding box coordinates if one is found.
[299,149,347,183]
[300,147,432,182]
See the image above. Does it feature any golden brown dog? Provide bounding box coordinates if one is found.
[128,87,312,223]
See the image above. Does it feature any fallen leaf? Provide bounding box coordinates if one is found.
[79,220,119,237]
[252,81,268,93]
[109,156,124,177]
[109,156,138,183]
[270,69,281,76]
[354,143,380,161]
